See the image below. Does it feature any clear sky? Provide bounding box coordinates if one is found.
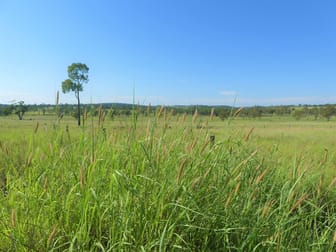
[1,0,336,106]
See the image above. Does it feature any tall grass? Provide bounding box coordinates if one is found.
[0,113,335,251]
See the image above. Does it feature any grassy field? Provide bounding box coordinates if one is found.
[0,112,335,251]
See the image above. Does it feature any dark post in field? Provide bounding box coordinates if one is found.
[210,135,215,147]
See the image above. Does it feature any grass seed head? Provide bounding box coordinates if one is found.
[43,178,48,191]
[225,195,231,208]
[234,181,241,195]
[26,153,33,167]
[177,158,188,184]
[233,107,243,117]
[47,224,58,248]
[245,127,254,141]
[255,168,269,185]
[200,139,210,154]
[261,200,274,218]
[203,167,212,178]
[210,108,215,120]
[191,177,201,190]
[157,106,165,119]
[328,176,336,189]
[182,112,187,122]
[290,193,308,213]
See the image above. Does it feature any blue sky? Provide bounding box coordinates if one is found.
[1,0,336,106]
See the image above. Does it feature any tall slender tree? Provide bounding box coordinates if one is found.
[62,63,89,126]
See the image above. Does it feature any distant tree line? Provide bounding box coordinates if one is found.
[1,102,336,121]
[0,101,28,120]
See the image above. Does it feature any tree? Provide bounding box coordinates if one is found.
[62,63,89,126]
[321,105,335,121]
[309,107,320,120]
[292,108,304,120]
[218,108,230,121]
[12,101,28,120]
[249,106,262,118]
[1,106,13,116]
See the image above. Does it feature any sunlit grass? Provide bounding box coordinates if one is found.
[0,114,335,250]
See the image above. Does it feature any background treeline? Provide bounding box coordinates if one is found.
[0,103,336,121]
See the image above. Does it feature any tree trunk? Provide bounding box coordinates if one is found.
[77,91,81,126]
[17,112,23,120]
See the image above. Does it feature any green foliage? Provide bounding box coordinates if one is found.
[61,79,74,94]
[4,103,336,122]
[1,106,13,116]
[62,63,89,95]
[218,108,231,120]
[321,105,335,121]
[249,106,262,118]
[292,108,305,120]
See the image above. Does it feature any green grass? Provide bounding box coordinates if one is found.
[0,114,335,251]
